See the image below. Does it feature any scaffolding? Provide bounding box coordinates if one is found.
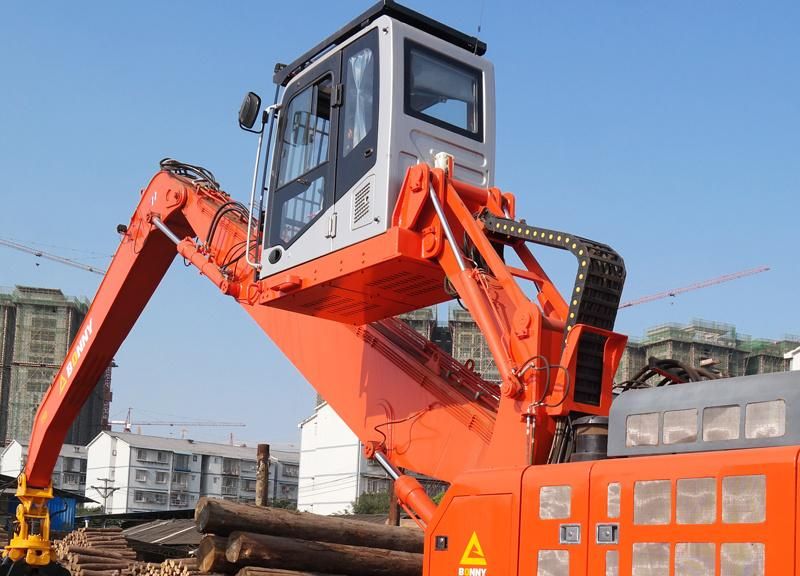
[449,308,500,383]
[0,286,111,445]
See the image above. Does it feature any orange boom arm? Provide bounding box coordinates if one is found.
[11,157,625,566]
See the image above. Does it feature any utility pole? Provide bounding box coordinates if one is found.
[256,444,270,507]
[92,478,119,514]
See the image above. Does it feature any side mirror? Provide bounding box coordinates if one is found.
[239,92,262,130]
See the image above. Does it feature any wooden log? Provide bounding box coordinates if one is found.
[236,568,346,576]
[196,498,423,554]
[198,535,239,574]
[66,546,132,559]
[225,532,422,576]
[70,555,134,565]
[80,570,122,576]
[77,563,130,571]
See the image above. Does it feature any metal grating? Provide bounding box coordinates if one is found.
[626,413,659,447]
[745,400,785,439]
[607,482,620,519]
[675,542,715,576]
[721,543,764,575]
[537,549,569,576]
[634,480,671,525]
[605,550,619,576]
[702,405,740,441]
[632,543,670,576]
[663,408,697,445]
[539,485,572,520]
[676,477,716,525]
[722,475,766,524]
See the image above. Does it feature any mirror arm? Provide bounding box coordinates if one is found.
[245,104,281,271]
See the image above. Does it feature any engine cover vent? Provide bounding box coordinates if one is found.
[351,178,373,230]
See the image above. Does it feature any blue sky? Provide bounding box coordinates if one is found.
[1,1,797,444]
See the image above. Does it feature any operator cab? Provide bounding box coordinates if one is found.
[242,1,495,277]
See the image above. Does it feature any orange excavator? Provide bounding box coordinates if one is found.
[3,2,796,575]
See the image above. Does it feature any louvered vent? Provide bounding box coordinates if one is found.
[352,181,372,229]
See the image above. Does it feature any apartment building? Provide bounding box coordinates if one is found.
[85,431,299,513]
[0,440,88,494]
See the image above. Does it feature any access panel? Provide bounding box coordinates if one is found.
[587,446,797,575]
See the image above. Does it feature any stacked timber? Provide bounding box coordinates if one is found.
[54,527,137,576]
[194,498,423,576]
[130,558,201,576]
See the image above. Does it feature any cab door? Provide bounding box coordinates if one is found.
[331,28,381,251]
[263,52,341,273]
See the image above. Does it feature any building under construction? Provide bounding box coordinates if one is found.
[0,286,112,446]
[618,318,800,382]
[399,306,499,382]
[402,309,797,386]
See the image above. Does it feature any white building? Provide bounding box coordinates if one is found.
[786,346,800,371]
[85,431,299,513]
[298,402,445,515]
[0,440,88,494]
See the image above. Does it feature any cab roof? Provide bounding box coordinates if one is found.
[273,0,487,87]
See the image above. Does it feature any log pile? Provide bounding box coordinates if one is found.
[54,527,137,576]
[130,558,201,576]
[194,498,423,576]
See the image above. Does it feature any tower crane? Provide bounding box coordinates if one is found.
[618,265,770,308]
[108,408,246,433]
[0,237,108,276]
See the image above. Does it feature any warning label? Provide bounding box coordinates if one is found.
[457,532,487,576]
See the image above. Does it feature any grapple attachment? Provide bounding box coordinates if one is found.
[0,476,68,576]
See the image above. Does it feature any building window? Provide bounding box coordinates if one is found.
[157,451,169,463]
[173,472,189,489]
[283,464,299,478]
[135,469,148,482]
[170,493,188,507]
[222,458,240,475]
[222,477,239,496]
[63,472,81,486]
[155,471,168,484]
[134,491,145,503]
[174,454,190,470]
[365,477,390,493]
[137,449,148,461]
[243,479,257,492]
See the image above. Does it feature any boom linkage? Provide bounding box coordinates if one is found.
[6,157,626,569]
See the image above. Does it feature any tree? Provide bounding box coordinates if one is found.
[352,491,390,514]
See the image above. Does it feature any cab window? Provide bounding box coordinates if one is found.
[404,40,482,141]
[271,76,333,246]
[277,77,332,186]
